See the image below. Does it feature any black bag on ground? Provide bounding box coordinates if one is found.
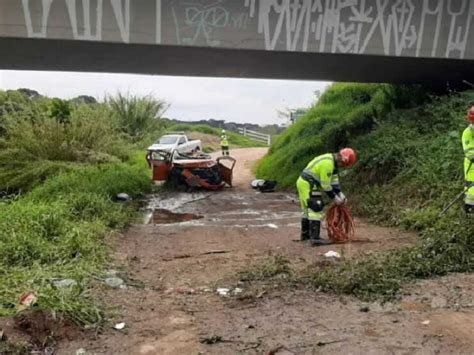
[258,180,277,193]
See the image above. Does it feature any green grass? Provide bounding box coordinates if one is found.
[0,340,31,355]
[239,255,293,281]
[256,84,427,187]
[255,84,474,300]
[0,91,165,192]
[166,123,267,148]
[0,156,152,326]
[310,219,474,301]
[27,153,151,202]
[0,157,151,326]
[0,91,157,328]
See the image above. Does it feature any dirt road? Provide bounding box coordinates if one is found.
[59,148,474,354]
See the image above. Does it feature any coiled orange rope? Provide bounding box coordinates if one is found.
[326,204,355,243]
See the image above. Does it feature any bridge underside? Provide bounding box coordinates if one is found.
[2,38,474,86]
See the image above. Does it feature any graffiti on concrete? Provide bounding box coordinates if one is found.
[11,0,474,59]
[171,1,230,46]
[170,1,251,46]
[21,0,53,38]
[245,0,474,59]
[21,0,132,42]
[65,0,103,41]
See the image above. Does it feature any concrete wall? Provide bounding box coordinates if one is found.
[2,0,474,60]
[2,1,474,83]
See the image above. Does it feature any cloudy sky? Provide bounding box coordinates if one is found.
[0,70,330,125]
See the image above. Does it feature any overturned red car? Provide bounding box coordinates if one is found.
[146,149,236,190]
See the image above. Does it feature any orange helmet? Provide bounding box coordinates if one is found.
[339,148,357,167]
[468,108,474,123]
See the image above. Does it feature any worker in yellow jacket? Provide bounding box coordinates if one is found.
[297,148,357,246]
[462,108,474,213]
[220,129,229,156]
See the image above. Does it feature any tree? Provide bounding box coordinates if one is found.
[49,98,71,124]
[17,88,41,99]
[70,95,98,105]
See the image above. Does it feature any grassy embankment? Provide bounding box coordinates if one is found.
[256,83,474,300]
[0,91,164,327]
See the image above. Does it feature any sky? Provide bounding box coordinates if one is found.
[0,70,330,125]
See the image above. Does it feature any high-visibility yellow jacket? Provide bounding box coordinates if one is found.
[300,153,340,192]
[463,126,474,160]
[463,125,474,181]
[220,134,229,147]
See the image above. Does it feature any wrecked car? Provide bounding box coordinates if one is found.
[146,149,236,190]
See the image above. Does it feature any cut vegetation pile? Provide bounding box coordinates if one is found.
[0,91,161,328]
[257,84,474,300]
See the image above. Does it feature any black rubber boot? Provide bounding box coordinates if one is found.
[309,220,332,246]
[300,218,309,241]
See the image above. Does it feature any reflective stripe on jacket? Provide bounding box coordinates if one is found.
[301,153,339,192]
[463,126,474,161]
[463,126,474,185]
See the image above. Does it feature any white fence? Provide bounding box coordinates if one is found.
[238,128,271,146]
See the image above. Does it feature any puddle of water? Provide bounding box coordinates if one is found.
[176,222,300,228]
[141,192,299,226]
[218,212,301,220]
[147,192,211,211]
[144,209,202,225]
[218,209,262,216]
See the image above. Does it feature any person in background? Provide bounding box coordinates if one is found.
[220,129,230,156]
[462,107,474,213]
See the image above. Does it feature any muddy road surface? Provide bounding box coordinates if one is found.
[58,148,474,354]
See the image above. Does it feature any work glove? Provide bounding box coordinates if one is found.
[334,192,347,205]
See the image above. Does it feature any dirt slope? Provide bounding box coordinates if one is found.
[57,148,474,355]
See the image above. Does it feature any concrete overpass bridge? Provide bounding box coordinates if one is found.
[1,0,474,84]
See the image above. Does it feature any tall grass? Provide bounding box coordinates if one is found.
[107,93,168,144]
[0,157,152,325]
[0,91,165,192]
[0,91,156,327]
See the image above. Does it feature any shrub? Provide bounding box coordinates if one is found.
[0,90,154,191]
[107,93,168,143]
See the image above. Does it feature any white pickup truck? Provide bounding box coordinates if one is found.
[147,133,202,155]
